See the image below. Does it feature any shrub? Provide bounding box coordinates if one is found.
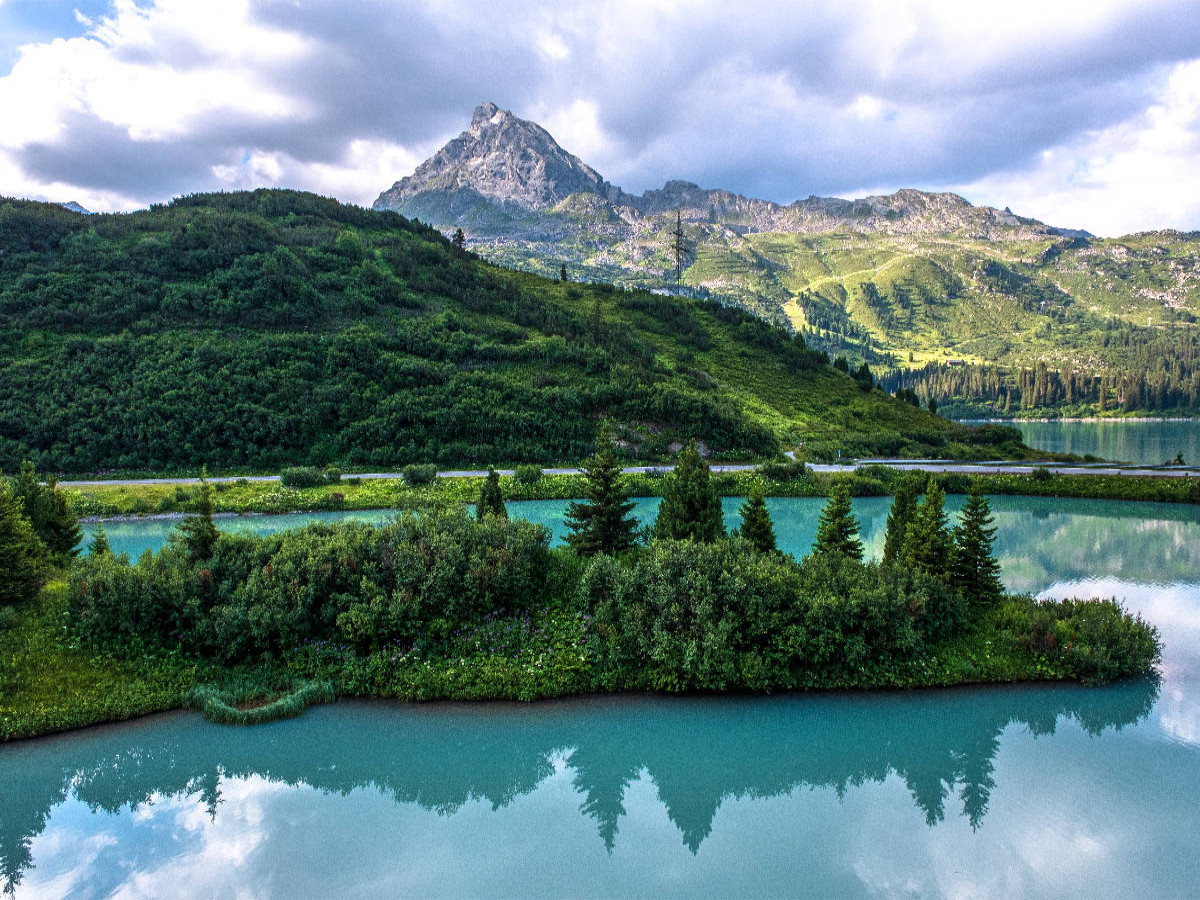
[514,464,543,485]
[185,674,335,724]
[756,458,809,481]
[401,463,438,486]
[280,466,327,488]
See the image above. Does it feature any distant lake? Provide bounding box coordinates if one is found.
[971,418,1200,466]
[21,494,1200,898]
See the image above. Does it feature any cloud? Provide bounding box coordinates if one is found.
[0,0,1197,233]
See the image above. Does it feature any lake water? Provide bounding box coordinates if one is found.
[994,418,1200,466]
[14,496,1200,898]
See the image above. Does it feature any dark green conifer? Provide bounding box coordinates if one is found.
[0,478,47,606]
[177,469,219,562]
[812,481,863,560]
[882,474,923,565]
[88,524,112,557]
[735,492,776,553]
[565,444,638,555]
[11,460,81,557]
[476,468,508,520]
[951,486,1004,605]
[654,440,724,542]
[901,482,953,578]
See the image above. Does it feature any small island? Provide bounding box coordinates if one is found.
[1,442,1160,741]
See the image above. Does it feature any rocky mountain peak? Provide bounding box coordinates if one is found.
[374,101,610,213]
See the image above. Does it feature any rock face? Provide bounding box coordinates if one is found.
[372,101,1070,241]
[374,102,613,214]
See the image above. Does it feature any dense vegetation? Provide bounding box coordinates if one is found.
[0,191,1023,473]
[476,211,1200,416]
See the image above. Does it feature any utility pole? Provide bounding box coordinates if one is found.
[671,210,691,282]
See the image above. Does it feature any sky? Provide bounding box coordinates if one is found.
[0,0,1198,236]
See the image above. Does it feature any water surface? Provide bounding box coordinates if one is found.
[18,496,1200,898]
[999,418,1200,466]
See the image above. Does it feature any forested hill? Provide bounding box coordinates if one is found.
[0,190,1017,474]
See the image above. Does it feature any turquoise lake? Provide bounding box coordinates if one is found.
[997,418,1200,466]
[9,495,1200,898]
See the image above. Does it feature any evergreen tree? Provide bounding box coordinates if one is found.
[0,478,47,606]
[812,481,863,560]
[88,523,111,557]
[882,474,923,565]
[11,461,82,557]
[565,444,639,555]
[177,469,219,562]
[451,228,466,252]
[734,492,776,553]
[476,468,507,520]
[950,486,1003,605]
[901,483,953,578]
[560,264,568,282]
[654,440,724,542]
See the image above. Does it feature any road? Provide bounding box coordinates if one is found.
[58,459,1200,488]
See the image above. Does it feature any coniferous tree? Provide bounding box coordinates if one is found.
[654,440,724,542]
[565,444,639,555]
[951,486,1003,605]
[177,470,219,562]
[451,227,466,252]
[882,474,923,565]
[11,461,81,557]
[0,478,47,606]
[812,481,863,560]
[735,492,776,553]
[902,482,953,578]
[476,468,507,520]
[88,523,111,557]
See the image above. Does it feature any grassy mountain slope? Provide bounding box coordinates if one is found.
[0,191,1023,474]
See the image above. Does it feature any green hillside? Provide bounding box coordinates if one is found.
[476,217,1200,416]
[0,191,1019,474]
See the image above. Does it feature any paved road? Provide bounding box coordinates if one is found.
[58,459,1200,488]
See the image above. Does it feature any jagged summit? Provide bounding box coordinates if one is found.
[373,101,612,213]
[373,102,1058,241]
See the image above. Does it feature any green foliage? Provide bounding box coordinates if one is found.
[996,596,1161,685]
[514,464,543,485]
[401,464,438,486]
[901,483,953,579]
[882,473,923,565]
[184,673,334,724]
[735,493,776,553]
[175,472,218,562]
[813,481,863,560]
[564,446,639,556]
[280,466,330,488]
[0,191,998,475]
[88,524,111,557]
[950,487,1004,608]
[476,467,507,520]
[9,461,81,558]
[0,479,47,606]
[654,440,725,542]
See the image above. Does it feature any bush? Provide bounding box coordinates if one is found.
[280,466,327,488]
[185,674,335,724]
[756,458,809,481]
[1031,466,1053,483]
[514,464,543,485]
[401,463,438,486]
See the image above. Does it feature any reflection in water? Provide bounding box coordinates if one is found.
[0,680,1160,895]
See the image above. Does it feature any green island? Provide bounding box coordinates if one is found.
[0,446,1162,741]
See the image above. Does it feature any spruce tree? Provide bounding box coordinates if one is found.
[951,486,1004,605]
[882,474,923,566]
[901,482,953,579]
[654,440,724,542]
[565,445,639,555]
[812,481,863,560]
[735,492,776,553]
[177,470,219,562]
[11,461,82,557]
[88,523,112,557]
[0,478,47,606]
[476,468,508,520]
